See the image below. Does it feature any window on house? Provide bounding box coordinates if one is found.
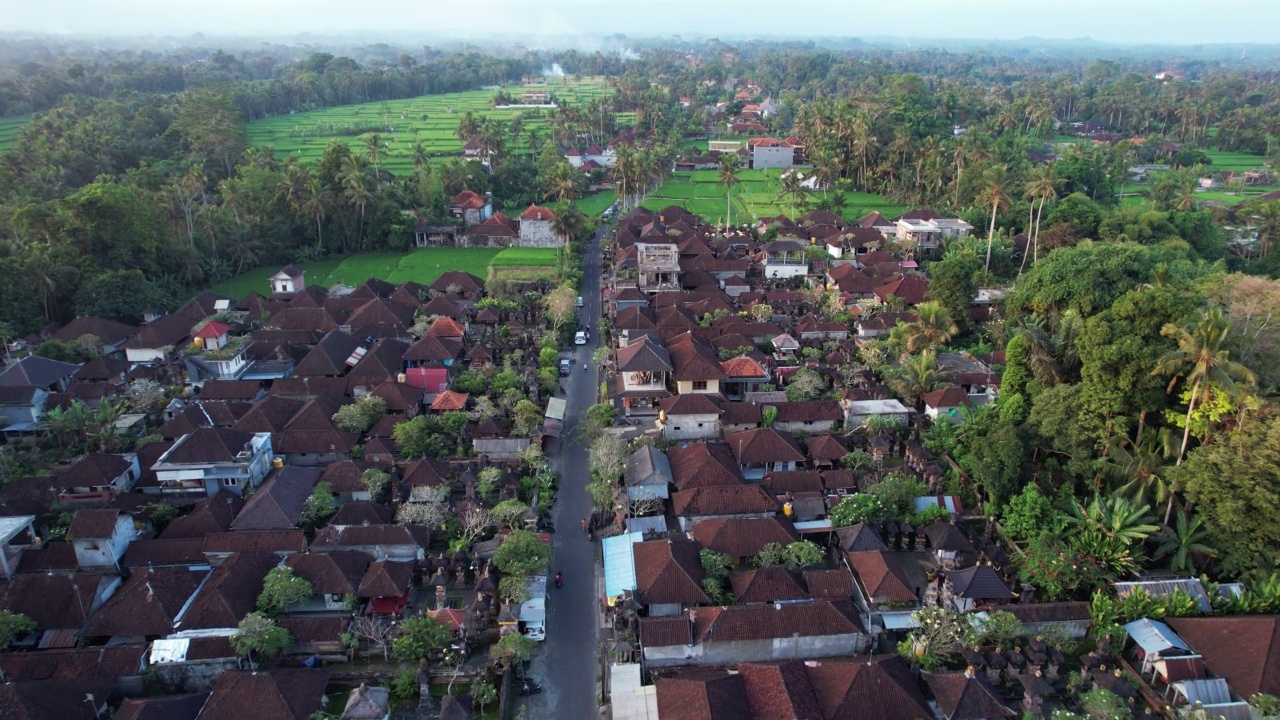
[692,381,708,391]
[697,423,704,428]
[223,478,239,487]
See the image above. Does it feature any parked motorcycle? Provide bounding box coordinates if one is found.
[519,678,543,695]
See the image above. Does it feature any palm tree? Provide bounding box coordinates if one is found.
[544,165,580,205]
[1063,495,1159,545]
[340,157,372,251]
[364,133,388,177]
[1022,164,1060,271]
[1101,426,1177,509]
[903,301,959,352]
[1153,507,1218,574]
[716,155,740,230]
[299,178,331,251]
[777,171,810,218]
[455,111,480,144]
[979,164,1011,272]
[896,349,949,407]
[1153,307,1256,473]
[1251,200,1280,259]
[410,140,429,175]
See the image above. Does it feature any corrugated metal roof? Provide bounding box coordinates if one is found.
[1116,578,1213,613]
[1172,677,1233,705]
[1124,618,1191,654]
[604,532,644,599]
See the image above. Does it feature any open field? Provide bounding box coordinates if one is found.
[213,248,506,299]
[0,115,31,150]
[1204,149,1269,173]
[642,169,908,224]
[246,79,627,177]
[565,191,616,219]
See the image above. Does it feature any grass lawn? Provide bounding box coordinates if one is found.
[566,190,616,219]
[643,170,908,224]
[1204,148,1269,173]
[212,248,503,299]
[0,115,31,151]
[491,248,559,266]
[246,79,627,175]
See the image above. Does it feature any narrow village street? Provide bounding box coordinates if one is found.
[521,226,606,719]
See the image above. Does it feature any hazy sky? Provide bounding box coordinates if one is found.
[7,0,1279,45]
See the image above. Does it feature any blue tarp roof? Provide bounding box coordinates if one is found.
[603,531,644,599]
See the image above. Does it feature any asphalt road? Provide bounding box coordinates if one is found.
[522,226,605,719]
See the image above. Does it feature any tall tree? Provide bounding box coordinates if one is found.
[716,154,740,230]
[1022,164,1061,271]
[979,164,1011,272]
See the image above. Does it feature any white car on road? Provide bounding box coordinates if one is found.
[574,331,587,345]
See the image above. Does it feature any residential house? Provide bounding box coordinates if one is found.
[150,428,274,499]
[285,550,369,612]
[0,355,80,393]
[178,551,279,630]
[1,571,121,646]
[671,484,778,531]
[690,516,800,563]
[842,398,913,428]
[517,205,559,247]
[632,538,709,617]
[667,333,727,395]
[667,442,745,490]
[51,453,141,502]
[0,385,48,436]
[769,400,843,434]
[448,190,494,226]
[230,466,321,531]
[197,669,331,720]
[68,509,137,571]
[726,428,805,480]
[358,560,414,616]
[640,601,868,668]
[0,515,39,579]
[948,565,1014,612]
[925,671,1017,720]
[1167,616,1280,699]
[624,445,672,503]
[923,387,971,424]
[749,137,796,169]
[124,314,195,364]
[729,565,810,604]
[80,565,212,641]
[760,239,809,279]
[636,243,681,292]
[0,678,116,720]
[615,336,673,417]
[658,393,723,440]
[310,524,428,561]
[720,356,770,401]
[846,550,917,609]
[52,317,138,354]
[270,265,306,295]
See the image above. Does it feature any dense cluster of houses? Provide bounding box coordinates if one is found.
[0,267,568,719]
[590,204,1266,720]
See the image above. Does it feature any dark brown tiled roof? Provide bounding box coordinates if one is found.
[52,454,133,490]
[763,470,823,495]
[639,616,693,648]
[0,643,146,681]
[277,615,348,644]
[67,508,123,539]
[429,270,484,294]
[121,314,191,350]
[198,381,265,401]
[667,332,728,381]
[285,550,368,596]
[822,469,858,491]
[160,401,253,439]
[121,538,208,568]
[671,485,778,518]
[632,538,709,606]
[806,434,848,461]
[806,655,932,720]
[231,466,321,531]
[655,670,751,720]
[202,530,306,555]
[835,524,887,553]
[718,400,762,427]
[198,669,332,720]
[52,316,138,345]
[923,520,972,553]
[1,572,106,630]
[726,428,805,465]
[161,493,244,539]
[164,428,256,465]
[948,565,1013,600]
[329,501,394,526]
[691,516,799,558]
[730,566,809,604]
[179,551,278,630]
[847,550,917,604]
[804,569,854,601]
[771,400,842,424]
[659,393,723,416]
[692,600,863,642]
[925,672,1016,719]
[369,379,425,412]
[72,355,130,383]
[80,565,210,637]
[668,442,744,490]
[922,386,971,410]
[357,559,414,598]
[318,460,387,495]
[0,677,118,720]
[739,662,825,719]
[293,331,360,377]
[114,693,209,720]
[310,524,422,550]
[1168,615,1280,697]
[617,337,674,373]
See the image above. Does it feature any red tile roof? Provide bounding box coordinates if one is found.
[632,538,709,606]
[449,190,487,210]
[1168,615,1280,697]
[430,390,469,412]
[667,442,744,489]
[199,669,332,720]
[729,566,809,604]
[671,484,778,518]
[691,600,863,642]
[519,204,556,221]
[726,428,805,465]
[655,671,749,720]
[925,672,1016,719]
[80,566,209,638]
[691,516,799,558]
[847,550,916,603]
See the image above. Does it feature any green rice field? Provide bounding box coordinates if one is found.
[212,246,561,300]
[642,169,907,224]
[0,115,31,150]
[246,79,627,177]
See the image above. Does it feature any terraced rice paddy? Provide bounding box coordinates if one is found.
[642,169,908,224]
[0,115,31,150]
[246,79,625,178]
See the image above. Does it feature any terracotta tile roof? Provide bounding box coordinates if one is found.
[632,538,709,606]
[427,316,465,338]
[328,500,394,525]
[357,559,414,598]
[311,524,423,551]
[659,393,723,416]
[179,551,279,630]
[449,190,487,210]
[847,550,916,604]
[672,484,778,517]
[317,460,381,495]
[807,434,848,461]
[80,565,210,637]
[163,428,257,465]
[231,466,320,531]
[161,493,244,539]
[0,644,145,681]
[655,670,749,720]
[368,379,425,412]
[874,274,931,306]
[720,355,767,378]
[114,693,209,720]
[726,428,805,465]
[730,566,809,604]
[922,386,971,411]
[52,453,133,491]
[806,655,932,720]
[403,335,463,363]
[949,565,1014,600]
[202,530,305,555]
[198,381,264,401]
[691,516,800,558]
[199,669,332,720]
[159,400,253,440]
[822,469,858,491]
[52,316,138,345]
[285,550,368,596]
[430,390,469,412]
[1,572,106,630]
[835,524,887,553]
[519,204,556,221]
[121,538,208,568]
[617,337,674,373]
[667,442,744,489]
[804,569,854,601]
[122,313,192,351]
[718,400,762,427]
[1168,616,1280,697]
[277,614,348,644]
[400,458,448,488]
[692,600,863,642]
[764,470,824,495]
[0,677,118,720]
[925,672,1016,719]
[739,662,825,719]
[67,508,123,539]
[667,332,728,382]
